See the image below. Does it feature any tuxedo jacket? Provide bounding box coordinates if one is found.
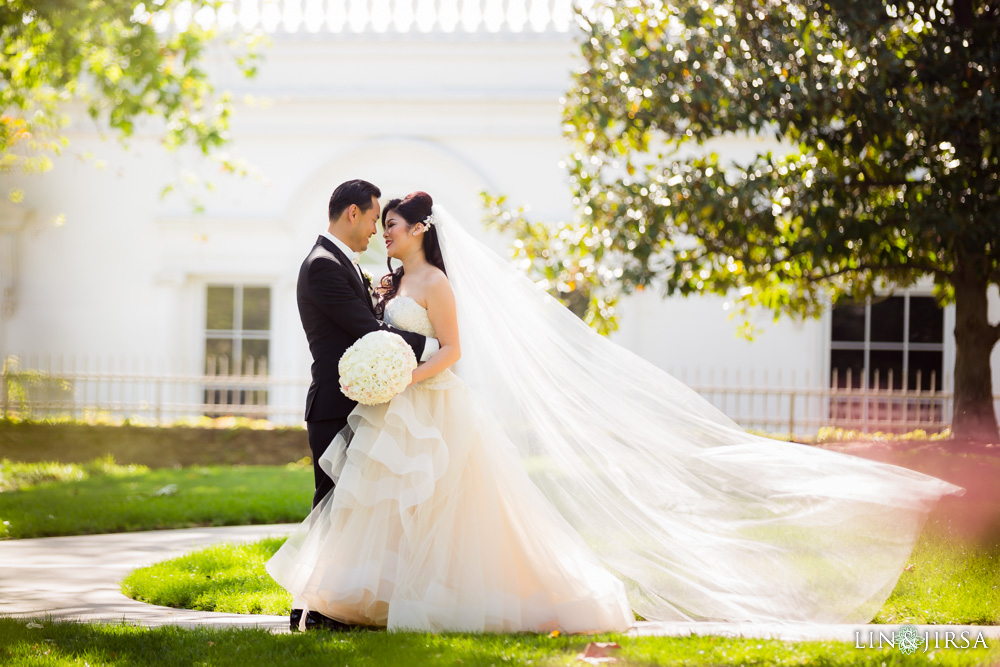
[297,235,428,421]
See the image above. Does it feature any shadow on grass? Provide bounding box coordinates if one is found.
[0,465,312,539]
[5,618,999,667]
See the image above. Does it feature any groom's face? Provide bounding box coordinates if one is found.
[350,196,381,252]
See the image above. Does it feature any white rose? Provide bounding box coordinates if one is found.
[338,331,418,405]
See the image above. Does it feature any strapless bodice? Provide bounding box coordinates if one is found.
[384,296,436,338]
[383,296,458,390]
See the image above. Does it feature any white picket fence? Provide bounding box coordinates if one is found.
[2,353,991,435]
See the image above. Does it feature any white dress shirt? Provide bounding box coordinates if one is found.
[321,230,439,362]
[321,230,365,284]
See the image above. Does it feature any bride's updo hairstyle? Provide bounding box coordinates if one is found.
[375,191,447,319]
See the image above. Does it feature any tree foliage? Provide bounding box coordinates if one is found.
[0,0,261,203]
[489,0,1000,439]
[481,192,621,336]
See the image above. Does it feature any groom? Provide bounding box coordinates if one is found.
[292,178,437,632]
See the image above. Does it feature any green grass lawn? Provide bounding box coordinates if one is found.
[0,456,148,492]
[874,531,1000,625]
[2,618,996,666]
[122,537,290,615]
[0,458,312,539]
[6,451,1000,665]
[122,530,999,626]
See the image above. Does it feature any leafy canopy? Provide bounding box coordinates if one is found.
[488,0,999,335]
[0,0,261,205]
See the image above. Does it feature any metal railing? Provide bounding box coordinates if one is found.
[154,0,579,35]
[3,353,994,434]
[658,366,970,435]
[1,353,305,425]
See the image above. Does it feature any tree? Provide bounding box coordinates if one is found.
[0,0,261,206]
[488,0,1000,441]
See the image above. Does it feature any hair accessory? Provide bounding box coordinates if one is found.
[420,214,435,230]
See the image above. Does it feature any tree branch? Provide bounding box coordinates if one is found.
[804,260,947,283]
[854,169,920,189]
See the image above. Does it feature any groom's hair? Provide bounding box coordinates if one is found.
[329,180,382,221]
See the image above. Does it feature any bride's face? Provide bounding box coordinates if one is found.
[383,210,422,259]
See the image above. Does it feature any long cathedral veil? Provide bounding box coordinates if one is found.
[432,204,963,624]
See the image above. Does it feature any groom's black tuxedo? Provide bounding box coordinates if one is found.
[298,235,428,506]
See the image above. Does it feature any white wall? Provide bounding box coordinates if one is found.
[3,19,998,429]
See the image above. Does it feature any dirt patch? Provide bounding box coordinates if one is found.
[0,422,308,468]
[817,440,1000,544]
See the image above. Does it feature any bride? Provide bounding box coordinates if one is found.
[266,190,963,633]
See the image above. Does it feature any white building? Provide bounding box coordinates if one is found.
[2,0,997,433]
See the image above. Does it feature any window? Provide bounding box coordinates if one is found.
[203,285,270,417]
[829,294,945,429]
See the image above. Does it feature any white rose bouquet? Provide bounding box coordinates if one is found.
[339,331,417,405]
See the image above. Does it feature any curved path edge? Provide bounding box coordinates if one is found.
[1,525,998,643]
[0,524,296,632]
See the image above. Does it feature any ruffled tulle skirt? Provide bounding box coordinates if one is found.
[265,371,634,633]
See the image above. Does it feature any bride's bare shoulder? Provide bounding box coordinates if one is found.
[424,267,454,305]
[425,266,449,286]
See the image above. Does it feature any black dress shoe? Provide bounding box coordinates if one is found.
[289,608,357,632]
[314,613,357,632]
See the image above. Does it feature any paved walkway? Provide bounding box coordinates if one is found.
[2,525,998,643]
[0,525,294,631]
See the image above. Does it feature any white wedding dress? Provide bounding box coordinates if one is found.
[266,295,635,633]
[268,205,963,632]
